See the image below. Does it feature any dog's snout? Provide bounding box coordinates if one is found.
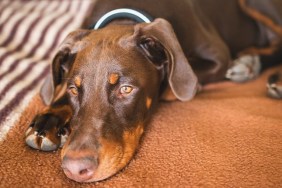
[62,152,97,182]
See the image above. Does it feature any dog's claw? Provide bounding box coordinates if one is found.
[25,132,40,150]
[226,55,261,82]
[41,137,58,151]
[25,114,70,151]
[267,72,282,99]
[25,133,58,151]
[25,127,60,151]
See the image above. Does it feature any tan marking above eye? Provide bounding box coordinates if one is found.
[74,76,82,87]
[120,86,133,94]
[146,97,152,109]
[108,73,119,85]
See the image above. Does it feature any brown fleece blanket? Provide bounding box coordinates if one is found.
[1,66,281,187]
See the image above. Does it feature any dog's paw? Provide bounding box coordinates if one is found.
[226,55,261,82]
[25,113,70,151]
[267,72,282,99]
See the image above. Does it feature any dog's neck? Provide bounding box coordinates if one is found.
[92,8,153,30]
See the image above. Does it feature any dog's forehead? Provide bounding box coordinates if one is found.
[73,41,135,72]
[74,48,149,79]
[83,25,135,46]
[71,28,152,79]
[73,26,136,65]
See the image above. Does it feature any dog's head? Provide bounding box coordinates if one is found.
[41,19,197,182]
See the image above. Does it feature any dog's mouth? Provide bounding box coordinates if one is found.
[61,124,144,182]
[61,145,124,182]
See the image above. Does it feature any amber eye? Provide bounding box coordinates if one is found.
[120,85,133,95]
[68,86,78,96]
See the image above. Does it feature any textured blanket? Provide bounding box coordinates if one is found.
[0,1,282,187]
[0,0,93,140]
[1,66,282,187]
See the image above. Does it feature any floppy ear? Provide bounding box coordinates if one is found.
[40,29,90,105]
[40,47,75,105]
[135,18,198,101]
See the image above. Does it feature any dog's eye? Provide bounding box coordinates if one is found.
[68,86,78,96]
[120,85,133,95]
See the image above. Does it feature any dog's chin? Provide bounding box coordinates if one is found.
[62,124,144,183]
[61,142,139,183]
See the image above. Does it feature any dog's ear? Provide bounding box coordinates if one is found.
[40,47,75,105]
[135,18,198,101]
[40,29,90,105]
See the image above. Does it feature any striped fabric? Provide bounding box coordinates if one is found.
[0,0,94,141]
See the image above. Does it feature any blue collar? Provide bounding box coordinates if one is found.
[92,8,153,30]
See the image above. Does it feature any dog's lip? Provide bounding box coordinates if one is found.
[84,174,111,182]
[84,155,124,182]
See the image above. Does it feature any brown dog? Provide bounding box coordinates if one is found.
[25,0,282,182]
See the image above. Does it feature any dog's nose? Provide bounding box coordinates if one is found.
[62,154,97,182]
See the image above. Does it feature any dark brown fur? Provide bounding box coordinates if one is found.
[26,0,282,183]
